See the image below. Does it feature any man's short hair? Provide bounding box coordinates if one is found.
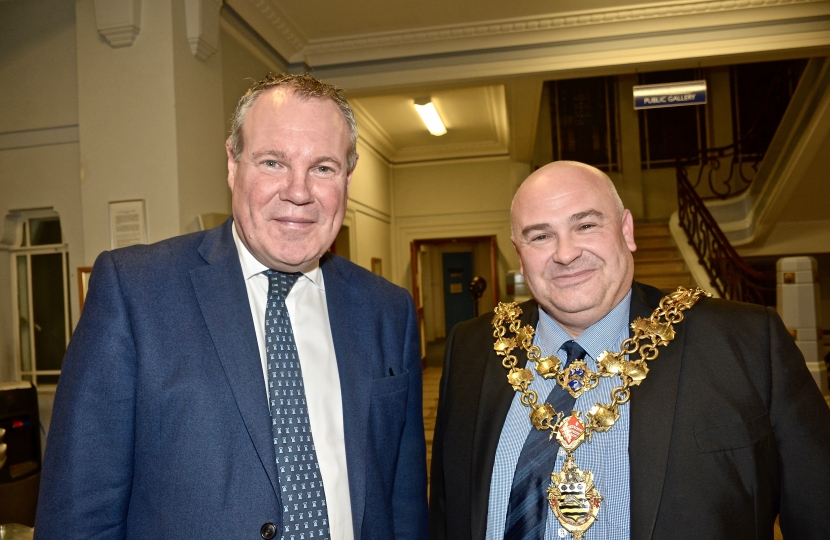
[228,73,358,171]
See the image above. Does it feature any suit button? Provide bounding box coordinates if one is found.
[260,522,277,539]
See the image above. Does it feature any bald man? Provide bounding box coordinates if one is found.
[429,161,830,540]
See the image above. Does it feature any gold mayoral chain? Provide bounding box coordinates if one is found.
[492,286,709,540]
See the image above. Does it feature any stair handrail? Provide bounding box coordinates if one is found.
[675,66,802,200]
[676,169,776,305]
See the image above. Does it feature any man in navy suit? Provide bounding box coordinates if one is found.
[36,74,429,539]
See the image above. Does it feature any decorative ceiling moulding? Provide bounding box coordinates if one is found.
[302,0,828,66]
[186,0,222,60]
[316,16,830,92]
[94,0,142,48]
[226,0,306,62]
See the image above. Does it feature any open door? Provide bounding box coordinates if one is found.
[410,241,427,364]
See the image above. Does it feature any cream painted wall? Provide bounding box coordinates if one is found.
[0,0,84,388]
[347,141,393,277]
[171,0,231,234]
[75,0,181,262]
[76,0,231,262]
[351,141,392,216]
[391,157,528,304]
[0,0,78,133]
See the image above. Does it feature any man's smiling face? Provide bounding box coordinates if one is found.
[226,87,354,272]
[511,162,637,337]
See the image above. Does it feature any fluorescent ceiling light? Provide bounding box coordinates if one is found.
[413,98,447,136]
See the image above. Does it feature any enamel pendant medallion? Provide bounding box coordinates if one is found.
[547,414,602,540]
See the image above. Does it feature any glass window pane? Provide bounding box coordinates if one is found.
[16,255,32,373]
[37,374,60,386]
[29,217,62,246]
[551,77,618,171]
[639,69,707,169]
[31,253,67,371]
[21,374,32,383]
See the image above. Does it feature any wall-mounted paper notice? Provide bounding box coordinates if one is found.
[109,199,148,249]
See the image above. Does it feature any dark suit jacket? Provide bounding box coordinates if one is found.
[35,220,429,539]
[430,282,830,539]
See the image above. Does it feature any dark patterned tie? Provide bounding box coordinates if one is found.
[265,270,330,540]
[502,340,588,540]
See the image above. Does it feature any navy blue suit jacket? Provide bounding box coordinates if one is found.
[36,220,429,539]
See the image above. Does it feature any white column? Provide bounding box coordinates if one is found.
[76,0,229,265]
[777,256,829,406]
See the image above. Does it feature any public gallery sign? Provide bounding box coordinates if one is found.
[633,80,707,110]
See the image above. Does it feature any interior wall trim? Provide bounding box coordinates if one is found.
[230,0,828,67]
[0,126,80,152]
[316,16,830,92]
[307,0,827,62]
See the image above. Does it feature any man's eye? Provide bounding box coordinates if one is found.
[317,166,334,174]
[531,234,549,242]
[264,160,278,167]
[579,223,595,230]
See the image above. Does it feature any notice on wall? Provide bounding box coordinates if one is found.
[109,199,148,249]
[633,80,707,110]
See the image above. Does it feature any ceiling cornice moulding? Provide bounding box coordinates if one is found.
[318,16,829,92]
[300,0,827,65]
[226,0,306,61]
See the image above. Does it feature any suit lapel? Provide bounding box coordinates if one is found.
[470,300,539,538]
[320,255,369,539]
[628,282,686,540]
[190,221,281,498]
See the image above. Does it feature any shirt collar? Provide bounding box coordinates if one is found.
[231,222,324,290]
[535,288,632,361]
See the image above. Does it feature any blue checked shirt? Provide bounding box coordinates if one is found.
[487,291,632,540]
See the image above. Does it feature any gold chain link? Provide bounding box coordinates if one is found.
[493,286,709,438]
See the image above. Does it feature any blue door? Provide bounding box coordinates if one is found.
[443,252,474,335]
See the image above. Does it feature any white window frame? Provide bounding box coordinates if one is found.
[2,209,70,388]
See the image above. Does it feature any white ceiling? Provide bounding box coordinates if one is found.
[225,0,830,163]
[351,86,508,163]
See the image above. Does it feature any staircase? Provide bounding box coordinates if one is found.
[633,222,695,291]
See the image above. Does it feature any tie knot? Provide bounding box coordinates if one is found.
[265,270,301,298]
[560,340,587,367]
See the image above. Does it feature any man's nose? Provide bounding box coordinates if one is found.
[552,234,581,265]
[280,169,314,204]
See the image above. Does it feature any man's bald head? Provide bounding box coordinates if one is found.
[510,161,637,337]
[511,161,623,230]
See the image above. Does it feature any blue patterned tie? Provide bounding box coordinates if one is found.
[502,340,587,540]
[265,270,330,540]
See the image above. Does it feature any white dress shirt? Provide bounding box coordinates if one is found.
[232,225,353,540]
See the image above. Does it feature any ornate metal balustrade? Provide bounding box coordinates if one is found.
[673,64,805,303]
[675,64,802,200]
[676,171,776,305]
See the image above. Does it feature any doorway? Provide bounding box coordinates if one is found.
[410,236,499,364]
[442,252,474,335]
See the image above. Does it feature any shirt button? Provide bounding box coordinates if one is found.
[260,522,277,539]
[558,528,568,538]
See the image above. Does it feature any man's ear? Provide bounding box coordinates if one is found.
[226,140,237,191]
[621,209,637,253]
